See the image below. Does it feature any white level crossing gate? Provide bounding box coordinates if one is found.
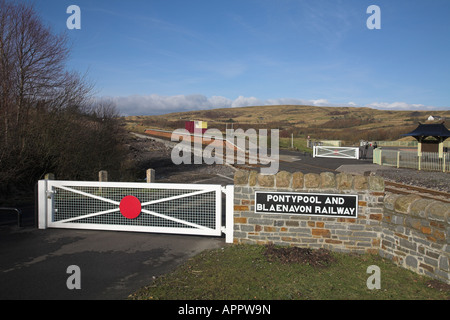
[38,180,234,243]
[313,146,359,159]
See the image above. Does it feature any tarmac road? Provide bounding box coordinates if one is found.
[0,224,224,300]
[277,149,373,174]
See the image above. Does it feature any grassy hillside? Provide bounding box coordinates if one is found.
[123,105,450,144]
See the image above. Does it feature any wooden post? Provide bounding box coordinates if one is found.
[98,170,108,194]
[44,173,55,180]
[146,169,155,183]
[438,141,443,158]
[444,153,446,173]
[99,170,108,182]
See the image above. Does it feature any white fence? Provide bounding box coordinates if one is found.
[38,180,234,243]
[313,146,359,159]
[373,148,450,172]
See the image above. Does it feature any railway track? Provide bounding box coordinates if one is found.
[384,181,450,203]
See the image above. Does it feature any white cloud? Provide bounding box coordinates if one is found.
[231,96,262,108]
[310,99,330,106]
[109,94,232,116]
[208,95,233,108]
[105,93,441,116]
[363,102,435,110]
[265,98,310,105]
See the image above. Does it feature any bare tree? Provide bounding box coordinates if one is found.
[0,0,15,146]
[0,1,125,196]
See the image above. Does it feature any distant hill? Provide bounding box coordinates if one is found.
[123,105,450,143]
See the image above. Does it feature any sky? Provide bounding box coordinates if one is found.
[27,0,450,116]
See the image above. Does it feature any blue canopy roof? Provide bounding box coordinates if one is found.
[402,122,450,141]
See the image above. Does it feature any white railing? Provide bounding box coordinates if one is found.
[373,149,450,172]
[313,146,359,159]
[375,140,450,148]
[38,180,234,243]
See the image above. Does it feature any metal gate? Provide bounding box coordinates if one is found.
[313,146,359,159]
[38,180,234,243]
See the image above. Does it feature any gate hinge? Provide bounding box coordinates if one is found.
[46,190,55,199]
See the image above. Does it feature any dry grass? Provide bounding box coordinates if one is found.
[123,105,450,143]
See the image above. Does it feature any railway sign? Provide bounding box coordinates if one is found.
[255,191,358,218]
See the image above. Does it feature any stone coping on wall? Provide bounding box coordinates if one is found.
[384,193,450,225]
[234,169,385,191]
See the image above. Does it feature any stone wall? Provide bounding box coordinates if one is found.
[381,193,449,283]
[233,170,449,284]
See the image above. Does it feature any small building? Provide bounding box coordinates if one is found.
[427,115,445,121]
[402,122,450,157]
[185,120,207,134]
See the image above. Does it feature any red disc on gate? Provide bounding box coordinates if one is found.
[119,196,141,219]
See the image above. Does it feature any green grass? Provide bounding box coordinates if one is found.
[129,244,449,300]
[279,137,311,153]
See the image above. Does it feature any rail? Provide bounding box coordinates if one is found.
[384,181,450,203]
[0,207,22,227]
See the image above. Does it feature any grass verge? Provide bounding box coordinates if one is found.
[279,137,311,153]
[129,244,449,300]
